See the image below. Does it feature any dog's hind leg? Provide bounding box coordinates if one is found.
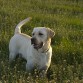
[9,52,17,63]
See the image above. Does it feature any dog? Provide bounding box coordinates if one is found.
[9,17,55,75]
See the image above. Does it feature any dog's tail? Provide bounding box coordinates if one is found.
[15,17,32,34]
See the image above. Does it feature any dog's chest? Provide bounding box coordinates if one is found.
[34,52,50,65]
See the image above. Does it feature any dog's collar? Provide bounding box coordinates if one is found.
[41,48,50,53]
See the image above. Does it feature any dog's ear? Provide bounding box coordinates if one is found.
[46,28,55,38]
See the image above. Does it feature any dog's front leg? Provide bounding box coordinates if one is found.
[26,61,34,72]
[39,66,48,77]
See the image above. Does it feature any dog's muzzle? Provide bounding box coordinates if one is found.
[31,38,43,49]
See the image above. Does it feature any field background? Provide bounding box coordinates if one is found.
[0,0,83,83]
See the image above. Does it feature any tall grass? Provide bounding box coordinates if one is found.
[0,0,83,82]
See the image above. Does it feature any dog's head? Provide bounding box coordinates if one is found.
[31,27,55,50]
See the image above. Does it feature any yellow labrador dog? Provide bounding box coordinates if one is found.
[9,17,55,74]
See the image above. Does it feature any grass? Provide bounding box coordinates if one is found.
[0,0,83,82]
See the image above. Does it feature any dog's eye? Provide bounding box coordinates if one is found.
[39,33,43,36]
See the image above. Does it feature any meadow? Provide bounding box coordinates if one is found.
[0,0,83,82]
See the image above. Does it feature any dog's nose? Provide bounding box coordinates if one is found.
[31,38,36,44]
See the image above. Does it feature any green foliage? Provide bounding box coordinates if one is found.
[0,0,83,82]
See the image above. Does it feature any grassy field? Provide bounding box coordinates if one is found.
[0,0,83,82]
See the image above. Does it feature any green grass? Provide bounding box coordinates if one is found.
[0,0,83,82]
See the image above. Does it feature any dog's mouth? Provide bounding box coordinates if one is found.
[32,42,43,49]
[31,38,43,49]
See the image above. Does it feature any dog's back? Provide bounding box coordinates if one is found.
[9,17,32,62]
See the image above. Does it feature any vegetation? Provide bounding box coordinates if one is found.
[0,0,83,82]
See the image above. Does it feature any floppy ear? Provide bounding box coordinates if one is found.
[46,28,55,38]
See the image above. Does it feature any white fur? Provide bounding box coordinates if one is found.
[9,17,54,73]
